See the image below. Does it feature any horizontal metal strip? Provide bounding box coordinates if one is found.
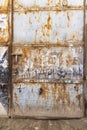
[0,9,10,11]
[13,8,85,12]
[12,80,84,84]
[12,42,84,48]
[0,43,11,46]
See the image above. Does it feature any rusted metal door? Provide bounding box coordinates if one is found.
[12,0,85,118]
[0,0,11,116]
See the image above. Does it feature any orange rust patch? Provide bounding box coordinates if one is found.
[23,48,29,57]
[66,54,72,67]
[41,83,49,99]
[0,0,8,9]
[44,15,52,30]
[14,93,18,102]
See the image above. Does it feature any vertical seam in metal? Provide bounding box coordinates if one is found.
[8,0,13,118]
[84,0,86,78]
[83,0,86,116]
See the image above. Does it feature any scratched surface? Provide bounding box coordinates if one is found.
[13,11,84,45]
[13,83,84,118]
[0,47,8,116]
[12,46,83,83]
[14,0,84,11]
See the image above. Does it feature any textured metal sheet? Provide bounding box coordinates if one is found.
[0,47,8,116]
[0,13,9,43]
[12,46,83,83]
[13,83,84,118]
[12,0,85,118]
[0,0,8,10]
[13,11,84,45]
[14,0,84,11]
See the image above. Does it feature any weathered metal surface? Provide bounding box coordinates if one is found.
[0,84,8,115]
[13,11,84,45]
[0,47,8,83]
[12,0,85,118]
[0,0,8,10]
[0,13,9,43]
[12,46,83,83]
[14,0,84,11]
[0,0,10,116]
[0,47,8,116]
[13,83,84,118]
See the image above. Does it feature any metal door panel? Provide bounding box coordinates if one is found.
[0,47,8,116]
[0,0,8,10]
[12,46,83,83]
[0,13,9,43]
[13,83,84,118]
[14,0,84,11]
[12,0,85,118]
[13,11,84,45]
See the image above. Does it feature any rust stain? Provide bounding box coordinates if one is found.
[76,94,83,108]
[52,83,59,104]
[38,83,71,106]
[23,48,29,57]
[33,57,37,68]
[67,12,70,27]
[34,29,38,43]
[14,0,83,11]
[0,13,9,43]
[45,15,52,30]
[41,83,49,99]
[0,0,8,9]
[14,93,18,103]
[66,54,72,67]
[40,14,52,42]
